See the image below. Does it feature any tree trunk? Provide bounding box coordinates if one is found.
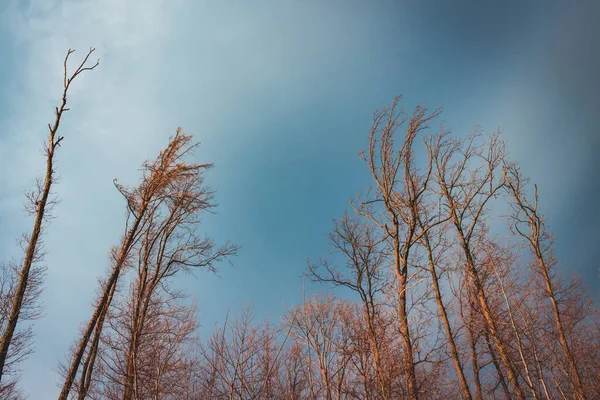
[393,232,418,399]
[466,316,483,400]
[0,133,55,381]
[536,248,586,400]
[465,249,524,399]
[423,240,472,400]
[59,211,144,400]
[0,48,98,382]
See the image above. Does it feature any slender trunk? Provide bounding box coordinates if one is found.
[370,328,388,400]
[536,249,585,400]
[124,243,165,400]
[0,49,97,382]
[59,210,144,400]
[77,279,117,400]
[483,332,512,399]
[506,173,586,399]
[0,83,69,381]
[0,136,55,380]
[363,305,388,400]
[491,259,539,399]
[397,277,417,399]
[393,229,418,399]
[460,235,525,399]
[531,336,551,400]
[124,277,155,400]
[123,288,144,400]
[423,238,472,400]
[518,305,551,400]
[466,318,483,400]
[318,360,332,400]
[436,162,524,398]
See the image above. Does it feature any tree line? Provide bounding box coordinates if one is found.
[0,49,598,399]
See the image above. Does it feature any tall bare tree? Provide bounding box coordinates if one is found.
[428,130,526,398]
[0,48,98,385]
[355,96,441,399]
[417,218,472,400]
[59,129,237,399]
[504,163,587,399]
[117,148,237,400]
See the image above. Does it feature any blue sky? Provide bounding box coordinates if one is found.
[0,0,599,397]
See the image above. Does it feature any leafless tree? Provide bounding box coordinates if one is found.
[308,213,391,399]
[59,129,237,399]
[428,130,526,399]
[355,96,441,399]
[94,290,199,400]
[278,341,309,399]
[0,261,43,398]
[196,306,288,399]
[285,295,354,400]
[416,217,472,400]
[0,48,98,387]
[116,136,236,400]
[504,163,587,399]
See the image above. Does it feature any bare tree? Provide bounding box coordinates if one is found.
[416,218,472,400]
[0,261,43,398]
[196,306,287,400]
[96,290,199,400]
[0,48,98,385]
[115,135,237,400]
[504,163,587,399]
[278,341,309,399]
[429,130,526,399]
[59,129,237,399]
[355,96,441,399]
[451,270,484,400]
[308,213,391,399]
[481,240,542,399]
[285,295,353,400]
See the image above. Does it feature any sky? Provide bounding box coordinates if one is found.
[0,0,599,397]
